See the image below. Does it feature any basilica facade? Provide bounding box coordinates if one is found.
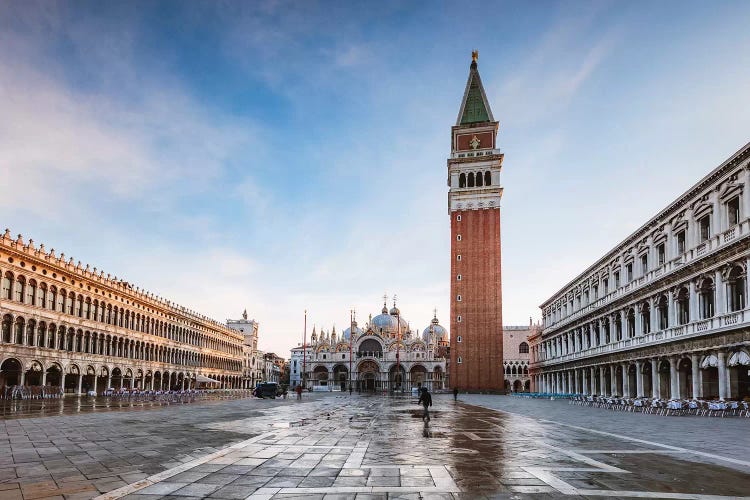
[530,142,750,400]
[0,230,245,394]
[295,301,449,392]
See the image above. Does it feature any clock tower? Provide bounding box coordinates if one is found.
[448,51,504,391]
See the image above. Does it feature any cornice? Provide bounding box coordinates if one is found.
[540,141,750,309]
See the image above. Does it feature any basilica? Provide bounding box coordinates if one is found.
[290,300,448,392]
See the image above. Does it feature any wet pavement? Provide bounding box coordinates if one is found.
[0,393,748,499]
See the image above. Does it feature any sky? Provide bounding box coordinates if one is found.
[2,1,750,356]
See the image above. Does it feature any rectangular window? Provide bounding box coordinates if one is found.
[592,285,598,300]
[677,230,686,254]
[614,271,620,288]
[657,243,665,266]
[603,278,609,294]
[626,263,633,282]
[641,254,648,275]
[583,290,589,304]
[699,215,711,242]
[727,197,740,226]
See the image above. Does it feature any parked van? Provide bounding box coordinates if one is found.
[254,382,279,399]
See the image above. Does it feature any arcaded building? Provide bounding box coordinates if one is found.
[530,142,750,400]
[449,52,504,391]
[503,323,538,392]
[0,230,245,393]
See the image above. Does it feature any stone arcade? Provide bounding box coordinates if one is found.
[0,230,245,394]
[531,142,750,400]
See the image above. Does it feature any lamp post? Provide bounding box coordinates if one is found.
[302,310,307,391]
[396,299,401,394]
[349,309,353,395]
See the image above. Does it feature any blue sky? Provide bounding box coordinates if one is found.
[2,1,749,355]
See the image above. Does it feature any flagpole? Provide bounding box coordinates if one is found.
[396,299,401,394]
[302,310,307,391]
[349,309,353,395]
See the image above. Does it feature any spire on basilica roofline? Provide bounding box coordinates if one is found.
[456,50,494,126]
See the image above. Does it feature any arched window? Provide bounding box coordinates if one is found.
[2,315,11,343]
[657,295,668,329]
[468,172,475,187]
[77,295,84,318]
[84,298,91,320]
[602,318,610,344]
[1,272,12,300]
[57,288,65,312]
[459,173,466,188]
[67,292,75,315]
[14,276,25,302]
[698,278,714,319]
[15,318,25,344]
[727,265,746,312]
[676,287,690,325]
[519,342,529,354]
[640,302,650,334]
[476,171,483,187]
[27,279,37,305]
[38,283,47,308]
[485,171,491,186]
[627,308,636,338]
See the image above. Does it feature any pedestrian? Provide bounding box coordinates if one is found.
[418,387,432,421]
[453,387,458,401]
[295,385,302,400]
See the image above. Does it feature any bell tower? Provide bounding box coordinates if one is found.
[448,51,504,392]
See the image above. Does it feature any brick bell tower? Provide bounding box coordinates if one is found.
[449,51,504,392]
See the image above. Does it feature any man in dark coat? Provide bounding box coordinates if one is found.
[418,387,432,421]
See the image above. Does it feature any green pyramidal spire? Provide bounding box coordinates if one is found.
[457,50,494,126]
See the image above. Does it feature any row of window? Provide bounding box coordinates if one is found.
[0,315,241,371]
[1,271,241,355]
[504,365,529,375]
[538,266,747,360]
[458,171,492,188]
[545,195,743,326]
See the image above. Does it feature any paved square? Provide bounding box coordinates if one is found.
[0,393,748,499]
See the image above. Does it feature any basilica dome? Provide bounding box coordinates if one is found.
[422,314,448,343]
[370,303,409,337]
[342,322,363,341]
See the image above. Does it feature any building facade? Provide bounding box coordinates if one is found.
[449,51,504,391]
[297,300,449,392]
[503,323,537,392]
[226,311,261,389]
[530,143,750,401]
[0,230,245,394]
[289,345,307,388]
[262,352,284,384]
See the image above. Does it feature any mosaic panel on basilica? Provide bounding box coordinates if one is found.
[531,143,750,401]
[294,300,448,392]
[0,230,245,395]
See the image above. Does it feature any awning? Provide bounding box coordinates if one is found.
[728,350,750,367]
[196,375,221,384]
[700,355,718,369]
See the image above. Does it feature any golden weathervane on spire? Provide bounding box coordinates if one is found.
[471,49,478,62]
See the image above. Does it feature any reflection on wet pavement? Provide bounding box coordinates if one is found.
[0,393,252,419]
[2,393,749,499]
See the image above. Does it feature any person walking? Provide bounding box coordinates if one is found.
[453,387,459,401]
[418,387,432,421]
[295,384,302,400]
